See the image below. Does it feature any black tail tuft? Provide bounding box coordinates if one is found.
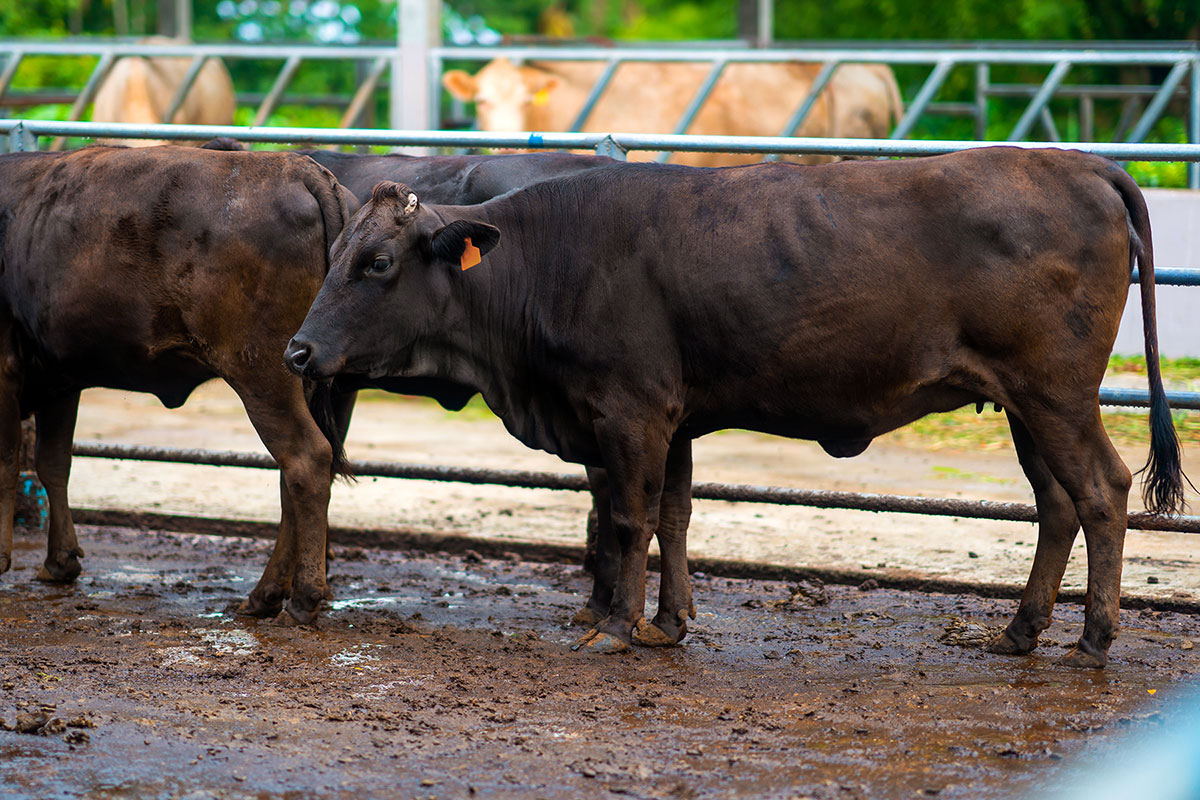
[308,380,353,479]
[1141,386,1187,515]
[1107,164,1189,515]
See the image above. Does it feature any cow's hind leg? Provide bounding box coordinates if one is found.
[1010,404,1131,668]
[572,466,616,627]
[634,437,695,647]
[987,412,1081,656]
[34,392,84,584]
[0,354,19,576]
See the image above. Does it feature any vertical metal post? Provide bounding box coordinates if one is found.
[595,135,626,161]
[393,0,441,151]
[175,0,192,41]
[974,63,988,140]
[756,0,773,48]
[9,123,36,152]
[1079,93,1093,142]
[1189,58,1199,190]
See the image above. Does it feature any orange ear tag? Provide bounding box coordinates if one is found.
[460,237,482,271]
[532,89,551,107]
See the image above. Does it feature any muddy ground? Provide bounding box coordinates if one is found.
[3,383,1200,798]
[2,525,1199,800]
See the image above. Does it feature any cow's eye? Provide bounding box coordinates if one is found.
[368,255,392,274]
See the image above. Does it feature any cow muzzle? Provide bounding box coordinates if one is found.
[284,337,340,380]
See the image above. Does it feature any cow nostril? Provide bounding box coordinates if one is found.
[285,340,312,375]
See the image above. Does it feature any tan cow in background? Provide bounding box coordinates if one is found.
[442,57,902,166]
[91,37,236,147]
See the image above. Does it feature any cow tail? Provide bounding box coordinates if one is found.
[302,161,354,478]
[1111,168,1188,515]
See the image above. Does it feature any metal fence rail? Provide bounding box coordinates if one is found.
[70,443,1200,534]
[1,40,1198,183]
[4,118,1200,162]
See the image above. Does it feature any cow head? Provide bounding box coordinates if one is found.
[442,58,560,133]
[286,181,500,381]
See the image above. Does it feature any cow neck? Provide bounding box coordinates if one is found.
[432,196,551,439]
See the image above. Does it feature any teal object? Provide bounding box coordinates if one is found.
[16,472,48,530]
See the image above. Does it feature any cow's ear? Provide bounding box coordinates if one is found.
[430,220,501,265]
[520,67,560,96]
[442,70,477,101]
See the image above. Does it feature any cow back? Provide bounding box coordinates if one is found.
[0,145,342,407]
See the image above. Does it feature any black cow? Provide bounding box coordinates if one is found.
[289,147,633,627]
[286,147,1186,668]
[0,145,351,625]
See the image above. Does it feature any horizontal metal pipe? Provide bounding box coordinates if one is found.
[4,119,1200,161]
[68,442,1200,534]
[987,84,1188,99]
[0,41,1196,67]
[1133,268,1200,286]
[1100,388,1200,410]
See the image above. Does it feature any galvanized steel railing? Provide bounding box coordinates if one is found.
[4,117,1200,161]
[1,40,1198,183]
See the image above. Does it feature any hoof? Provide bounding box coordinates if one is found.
[36,551,83,584]
[236,595,283,619]
[323,586,335,602]
[238,584,285,618]
[633,608,689,647]
[0,553,10,575]
[632,621,682,648]
[571,606,604,627]
[281,596,321,626]
[1058,644,1107,669]
[570,629,630,654]
[985,629,1036,656]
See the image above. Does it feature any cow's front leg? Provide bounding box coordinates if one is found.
[634,437,694,647]
[34,392,84,583]
[231,377,333,626]
[0,350,20,576]
[236,471,296,617]
[572,421,668,654]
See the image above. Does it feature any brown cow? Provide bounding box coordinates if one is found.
[287,148,1186,668]
[91,37,236,147]
[441,57,902,166]
[0,145,349,625]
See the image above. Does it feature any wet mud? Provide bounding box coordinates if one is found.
[2,524,1198,800]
